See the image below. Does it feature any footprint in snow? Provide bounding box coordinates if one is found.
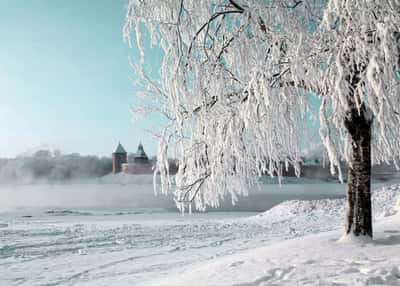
[341,267,360,274]
[229,261,245,268]
[232,266,295,286]
[345,258,370,266]
[300,259,317,265]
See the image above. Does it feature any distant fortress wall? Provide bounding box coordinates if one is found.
[112,142,178,175]
[122,163,153,174]
[122,160,178,175]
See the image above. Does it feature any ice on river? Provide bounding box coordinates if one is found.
[1,210,264,286]
[0,177,399,285]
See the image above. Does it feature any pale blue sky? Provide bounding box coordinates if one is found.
[0,0,162,158]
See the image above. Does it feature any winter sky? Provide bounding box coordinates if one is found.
[0,0,162,158]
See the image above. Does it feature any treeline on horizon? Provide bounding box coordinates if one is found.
[0,150,113,183]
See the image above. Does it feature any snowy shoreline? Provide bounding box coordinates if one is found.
[1,183,400,285]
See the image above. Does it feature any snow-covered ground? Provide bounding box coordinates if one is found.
[154,185,400,286]
[0,180,399,285]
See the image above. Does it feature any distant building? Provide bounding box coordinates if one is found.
[122,143,153,174]
[133,143,149,164]
[112,142,127,174]
[113,141,178,175]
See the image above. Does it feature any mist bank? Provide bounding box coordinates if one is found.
[0,150,112,184]
[0,184,345,213]
[0,176,350,213]
[2,172,399,213]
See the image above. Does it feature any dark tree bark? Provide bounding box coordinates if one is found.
[344,105,373,238]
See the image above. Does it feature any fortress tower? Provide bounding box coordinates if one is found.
[121,142,152,174]
[133,142,149,164]
[112,142,127,173]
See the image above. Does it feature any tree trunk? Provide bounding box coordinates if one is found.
[344,106,373,238]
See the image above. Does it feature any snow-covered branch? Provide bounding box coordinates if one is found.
[125,0,400,211]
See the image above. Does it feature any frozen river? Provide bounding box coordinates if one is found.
[0,178,396,285]
[1,210,263,286]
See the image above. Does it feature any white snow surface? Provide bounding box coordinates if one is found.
[154,214,400,286]
[152,184,400,286]
[1,183,400,285]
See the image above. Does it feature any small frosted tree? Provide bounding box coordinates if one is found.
[124,0,400,239]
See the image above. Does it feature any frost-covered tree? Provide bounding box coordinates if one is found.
[124,0,400,238]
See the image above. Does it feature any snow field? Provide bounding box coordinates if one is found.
[151,184,400,286]
[1,183,399,285]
